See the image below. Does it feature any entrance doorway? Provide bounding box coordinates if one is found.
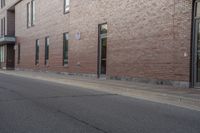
[7,45,15,69]
[98,23,107,77]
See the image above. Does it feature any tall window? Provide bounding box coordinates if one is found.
[0,46,4,63]
[64,0,70,13]
[27,2,31,28]
[1,0,5,8]
[63,33,69,65]
[31,0,36,26]
[1,17,5,36]
[17,44,20,64]
[35,40,39,65]
[27,0,35,28]
[98,23,108,75]
[45,37,49,65]
[193,0,200,83]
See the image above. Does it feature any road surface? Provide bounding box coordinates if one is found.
[0,74,199,133]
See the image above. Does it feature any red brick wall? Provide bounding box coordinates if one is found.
[15,0,193,82]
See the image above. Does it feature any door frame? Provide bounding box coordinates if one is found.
[193,19,200,86]
[97,23,107,78]
[6,44,15,69]
[191,0,200,87]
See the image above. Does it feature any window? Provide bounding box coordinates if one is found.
[31,0,36,26]
[27,2,31,28]
[100,23,108,34]
[1,17,5,36]
[35,40,39,65]
[0,46,4,63]
[1,0,5,8]
[98,23,108,75]
[45,37,49,65]
[27,0,36,28]
[64,0,70,13]
[63,33,69,65]
[17,44,20,64]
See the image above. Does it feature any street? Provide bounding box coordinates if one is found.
[0,74,199,133]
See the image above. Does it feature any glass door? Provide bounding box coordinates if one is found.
[98,24,107,77]
[100,37,107,75]
[193,1,200,86]
[196,21,200,83]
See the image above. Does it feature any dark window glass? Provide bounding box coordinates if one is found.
[1,18,3,36]
[98,23,107,75]
[45,37,49,65]
[196,2,200,17]
[35,39,39,65]
[1,0,5,8]
[63,33,69,65]
[3,17,5,35]
[17,44,20,64]
[1,17,5,36]
[1,19,2,35]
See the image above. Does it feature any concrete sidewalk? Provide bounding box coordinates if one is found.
[0,70,200,111]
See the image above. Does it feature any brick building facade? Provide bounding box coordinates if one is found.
[0,0,198,88]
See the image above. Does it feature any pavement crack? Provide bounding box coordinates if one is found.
[56,109,109,133]
[70,94,118,98]
[0,87,111,133]
[0,86,9,90]
[35,94,118,100]
[0,98,27,103]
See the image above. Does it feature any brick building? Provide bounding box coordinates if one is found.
[0,0,198,88]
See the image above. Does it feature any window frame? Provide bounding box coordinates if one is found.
[31,0,36,26]
[63,33,69,66]
[27,2,31,28]
[17,44,20,64]
[97,23,108,76]
[1,17,5,36]
[35,39,39,65]
[64,0,70,14]
[3,17,5,36]
[45,37,50,65]
[1,0,5,8]
[27,0,35,28]
[0,46,4,63]
[1,18,2,36]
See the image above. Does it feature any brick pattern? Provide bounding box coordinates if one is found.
[13,0,192,82]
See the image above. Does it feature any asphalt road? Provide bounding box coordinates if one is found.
[0,74,200,133]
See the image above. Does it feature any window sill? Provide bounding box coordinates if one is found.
[64,11,70,14]
[27,25,35,29]
[45,64,49,67]
[63,64,68,68]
